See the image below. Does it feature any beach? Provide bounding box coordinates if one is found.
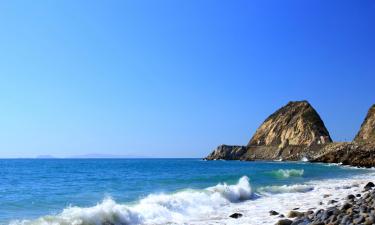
[1,159,374,225]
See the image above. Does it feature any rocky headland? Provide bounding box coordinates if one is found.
[205,101,375,167]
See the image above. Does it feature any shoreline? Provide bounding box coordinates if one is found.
[208,165,375,225]
[7,161,375,225]
[273,181,375,225]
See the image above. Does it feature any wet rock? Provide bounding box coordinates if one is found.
[364,182,375,191]
[341,202,352,211]
[229,213,242,218]
[275,219,293,225]
[270,210,279,216]
[353,215,365,224]
[287,211,304,218]
[347,194,356,200]
[328,199,338,204]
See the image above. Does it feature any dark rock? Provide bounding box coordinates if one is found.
[287,211,304,218]
[341,202,352,211]
[328,199,338,204]
[353,215,365,224]
[229,212,242,218]
[275,219,293,225]
[347,194,356,200]
[270,210,279,216]
[364,182,375,191]
[205,145,247,160]
[290,218,310,225]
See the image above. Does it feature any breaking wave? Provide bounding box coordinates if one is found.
[271,169,304,178]
[258,184,314,194]
[10,176,252,225]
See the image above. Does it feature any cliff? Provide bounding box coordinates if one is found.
[205,145,246,160]
[205,101,375,167]
[354,104,375,143]
[248,101,332,148]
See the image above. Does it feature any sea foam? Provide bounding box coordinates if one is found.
[271,169,304,178]
[11,176,252,225]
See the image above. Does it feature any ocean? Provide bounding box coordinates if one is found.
[1,159,374,225]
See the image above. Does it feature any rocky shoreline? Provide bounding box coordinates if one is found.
[272,181,375,225]
[205,101,375,167]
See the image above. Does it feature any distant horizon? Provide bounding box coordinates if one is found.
[0,0,374,158]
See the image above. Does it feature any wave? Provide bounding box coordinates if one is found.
[270,169,304,178]
[10,176,252,225]
[300,157,309,162]
[258,184,314,194]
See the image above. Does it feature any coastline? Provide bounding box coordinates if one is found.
[7,161,375,225]
[207,168,375,225]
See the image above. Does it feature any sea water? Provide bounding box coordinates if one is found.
[1,159,374,225]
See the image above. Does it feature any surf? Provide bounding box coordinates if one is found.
[11,177,253,225]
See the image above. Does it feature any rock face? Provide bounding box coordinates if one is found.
[312,142,375,168]
[205,145,246,160]
[248,101,332,148]
[205,101,375,167]
[354,104,375,143]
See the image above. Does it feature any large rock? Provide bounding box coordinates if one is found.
[205,144,247,160]
[354,104,375,143]
[248,101,332,148]
[312,142,375,168]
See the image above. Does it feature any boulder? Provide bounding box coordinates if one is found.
[275,219,293,225]
[229,213,243,218]
[364,182,375,191]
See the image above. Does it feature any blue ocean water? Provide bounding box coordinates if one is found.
[0,159,372,224]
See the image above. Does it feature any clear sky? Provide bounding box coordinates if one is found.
[0,0,374,158]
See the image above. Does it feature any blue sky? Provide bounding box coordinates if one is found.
[0,0,374,158]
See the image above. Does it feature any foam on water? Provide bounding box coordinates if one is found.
[11,173,375,225]
[7,165,375,225]
[258,184,314,194]
[10,177,252,225]
[271,169,304,178]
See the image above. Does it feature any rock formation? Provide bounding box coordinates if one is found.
[312,142,375,167]
[205,145,246,160]
[204,101,375,167]
[354,104,375,143]
[248,101,332,148]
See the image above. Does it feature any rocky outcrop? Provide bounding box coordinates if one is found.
[205,145,246,160]
[248,101,332,148]
[354,104,375,144]
[205,101,375,167]
[312,142,375,168]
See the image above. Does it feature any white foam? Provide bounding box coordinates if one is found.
[258,184,313,194]
[272,169,304,178]
[300,157,309,162]
[9,171,375,225]
[11,177,252,225]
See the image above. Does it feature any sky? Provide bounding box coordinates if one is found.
[0,0,374,158]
